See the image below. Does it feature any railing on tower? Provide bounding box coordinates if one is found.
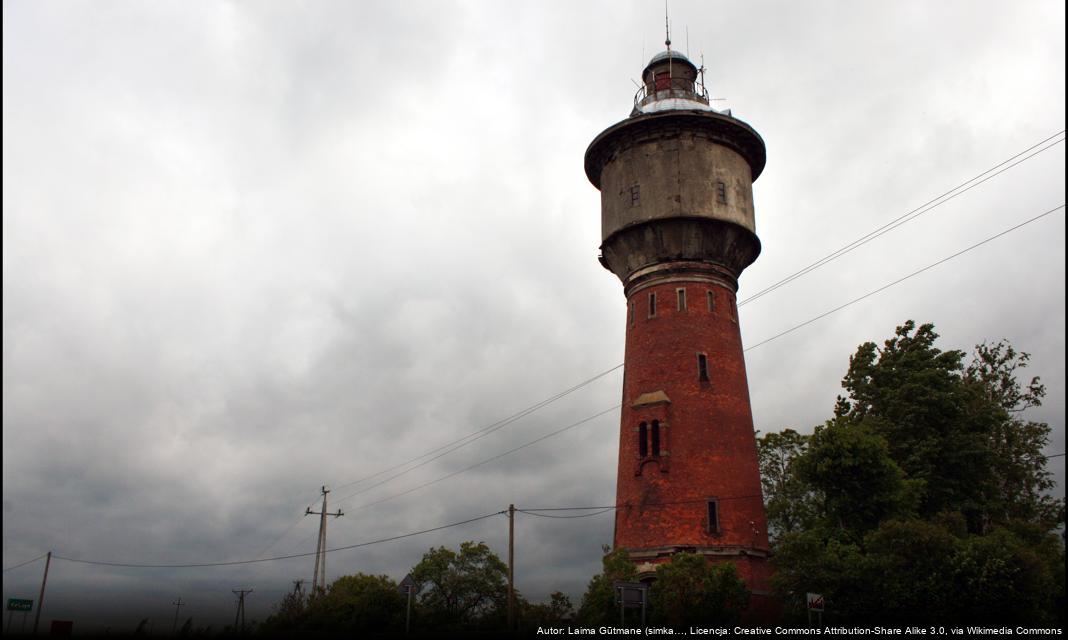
[633,75,710,110]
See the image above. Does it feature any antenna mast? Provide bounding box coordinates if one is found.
[665,1,672,77]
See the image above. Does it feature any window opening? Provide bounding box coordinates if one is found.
[638,422,648,458]
[707,290,715,312]
[648,292,657,317]
[651,420,661,457]
[630,184,641,207]
[708,500,720,533]
[715,181,727,204]
[629,302,635,326]
[698,354,709,381]
[676,288,686,311]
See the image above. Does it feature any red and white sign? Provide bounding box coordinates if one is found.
[806,593,825,612]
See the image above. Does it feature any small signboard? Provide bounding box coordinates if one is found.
[806,592,825,612]
[614,581,647,609]
[6,599,32,612]
[398,574,420,595]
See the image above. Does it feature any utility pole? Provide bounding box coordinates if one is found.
[232,589,252,634]
[32,551,51,636]
[507,504,515,632]
[171,597,184,635]
[305,486,344,594]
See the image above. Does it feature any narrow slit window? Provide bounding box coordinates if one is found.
[638,422,648,458]
[629,302,635,326]
[708,500,720,533]
[676,288,686,311]
[648,292,657,317]
[730,298,737,323]
[707,290,715,312]
[651,420,661,457]
[630,184,641,207]
[698,354,709,381]
[715,181,727,204]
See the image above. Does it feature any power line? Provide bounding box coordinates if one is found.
[743,204,1065,352]
[2,553,47,573]
[334,364,623,497]
[739,131,1066,308]
[331,366,623,506]
[257,364,623,558]
[519,495,767,512]
[342,405,622,512]
[332,204,1063,514]
[45,497,771,570]
[516,508,615,519]
[261,134,1066,551]
[51,510,505,569]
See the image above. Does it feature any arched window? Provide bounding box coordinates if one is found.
[638,422,648,458]
[651,420,661,457]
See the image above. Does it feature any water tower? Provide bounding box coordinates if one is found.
[584,42,773,614]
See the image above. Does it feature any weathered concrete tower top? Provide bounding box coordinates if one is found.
[585,49,766,294]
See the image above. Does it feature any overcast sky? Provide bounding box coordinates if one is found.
[3,0,1065,631]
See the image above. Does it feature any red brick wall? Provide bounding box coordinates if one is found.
[614,277,772,595]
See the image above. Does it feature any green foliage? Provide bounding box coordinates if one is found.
[830,321,1062,531]
[576,549,638,625]
[647,553,749,627]
[410,540,508,630]
[774,518,1064,625]
[519,591,574,632]
[757,428,818,538]
[767,321,1065,624]
[260,574,404,634]
[795,419,918,534]
[964,340,1061,530]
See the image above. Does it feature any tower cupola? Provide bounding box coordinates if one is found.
[633,49,714,115]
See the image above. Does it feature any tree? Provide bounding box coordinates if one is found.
[963,340,1061,530]
[648,554,749,627]
[410,541,508,629]
[519,591,574,632]
[576,549,638,626]
[757,428,816,537]
[833,321,990,523]
[794,418,919,534]
[831,321,1063,532]
[260,574,404,634]
[768,321,1064,623]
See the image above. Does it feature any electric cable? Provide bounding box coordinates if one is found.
[52,510,505,569]
[331,366,623,505]
[342,405,622,512]
[332,364,623,496]
[743,204,1064,352]
[739,131,1066,308]
[2,553,47,573]
[259,364,622,557]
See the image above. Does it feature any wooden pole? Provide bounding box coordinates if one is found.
[507,504,515,632]
[32,551,51,636]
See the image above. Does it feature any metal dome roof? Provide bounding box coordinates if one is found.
[647,49,694,66]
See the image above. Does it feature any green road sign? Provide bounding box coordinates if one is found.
[7,599,33,612]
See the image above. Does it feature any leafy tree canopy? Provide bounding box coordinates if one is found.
[763,321,1064,624]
